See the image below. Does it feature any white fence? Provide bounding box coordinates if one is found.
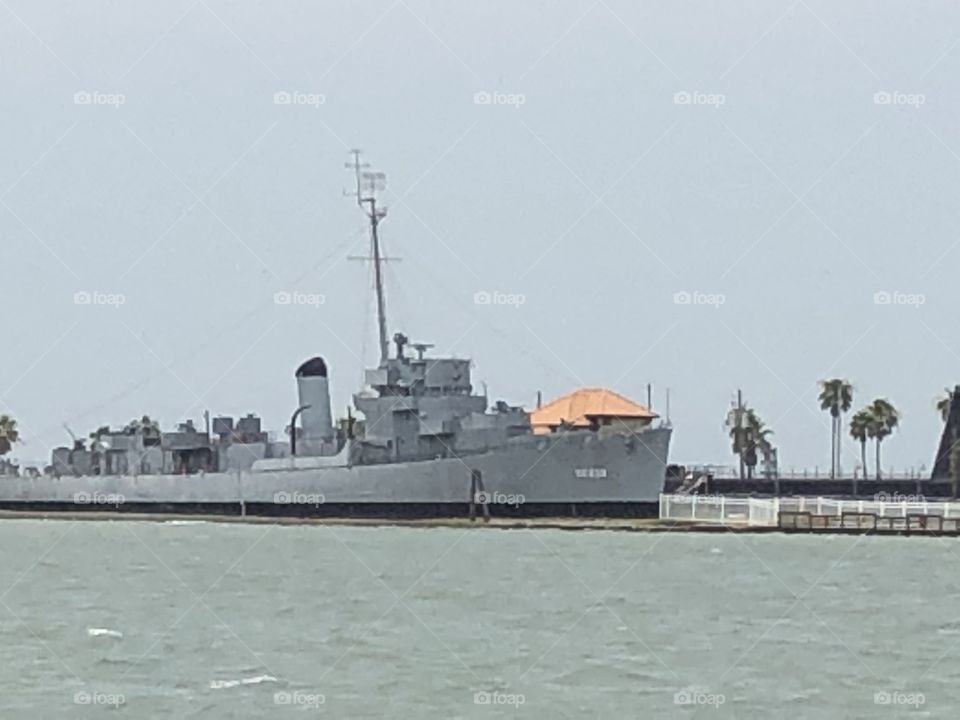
[659,494,779,526]
[659,494,960,528]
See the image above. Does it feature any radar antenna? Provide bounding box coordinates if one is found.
[346,149,392,365]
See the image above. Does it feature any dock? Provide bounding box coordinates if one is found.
[778,510,960,536]
[661,493,960,537]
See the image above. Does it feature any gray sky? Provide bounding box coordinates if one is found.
[2,0,958,473]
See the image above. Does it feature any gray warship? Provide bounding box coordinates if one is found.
[0,153,671,517]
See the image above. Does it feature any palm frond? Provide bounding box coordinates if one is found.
[818,378,854,416]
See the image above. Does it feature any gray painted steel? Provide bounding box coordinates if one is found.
[0,426,670,504]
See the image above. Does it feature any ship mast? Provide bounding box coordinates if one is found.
[347,149,390,365]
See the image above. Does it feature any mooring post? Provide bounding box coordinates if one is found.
[238,470,246,517]
[471,469,490,522]
[469,470,478,521]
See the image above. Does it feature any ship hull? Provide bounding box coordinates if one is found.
[0,428,670,517]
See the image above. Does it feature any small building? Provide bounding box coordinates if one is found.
[530,388,658,435]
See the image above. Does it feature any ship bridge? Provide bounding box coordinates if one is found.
[353,333,527,462]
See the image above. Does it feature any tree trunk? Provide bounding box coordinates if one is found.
[876,439,882,481]
[831,416,838,479]
[851,441,858,497]
[836,414,842,478]
[860,441,867,489]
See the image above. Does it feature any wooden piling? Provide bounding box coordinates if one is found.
[468,471,477,522]
[470,469,490,522]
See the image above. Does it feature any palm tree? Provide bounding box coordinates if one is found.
[868,398,899,480]
[743,420,759,481]
[937,388,953,423]
[753,417,777,484]
[849,408,872,493]
[746,409,773,477]
[818,379,854,479]
[726,405,774,482]
[755,424,775,466]
[0,415,19,456]
[726,404,750,480]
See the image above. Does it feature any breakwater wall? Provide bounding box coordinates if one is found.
[665,476,954,499]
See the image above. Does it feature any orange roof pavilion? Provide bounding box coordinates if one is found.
[530,387,658,434]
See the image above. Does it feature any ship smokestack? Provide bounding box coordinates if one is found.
[295,357,333,456]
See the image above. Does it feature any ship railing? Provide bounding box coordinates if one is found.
[659,494,960,528]
[774,468,926,480]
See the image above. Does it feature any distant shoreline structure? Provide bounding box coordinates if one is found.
[661,493,960,537]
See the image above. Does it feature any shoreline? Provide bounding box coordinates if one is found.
[1,509,956,537]
[0,509,764,533]
[1,509,955,537]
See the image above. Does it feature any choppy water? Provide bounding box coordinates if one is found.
[0,520,956,718]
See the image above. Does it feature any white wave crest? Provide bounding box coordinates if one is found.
[87,628,123,639]
[209,675,278,690]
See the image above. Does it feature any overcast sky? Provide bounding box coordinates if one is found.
[2,0,959,473]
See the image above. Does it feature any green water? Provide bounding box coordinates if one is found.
[0,520,953,718]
